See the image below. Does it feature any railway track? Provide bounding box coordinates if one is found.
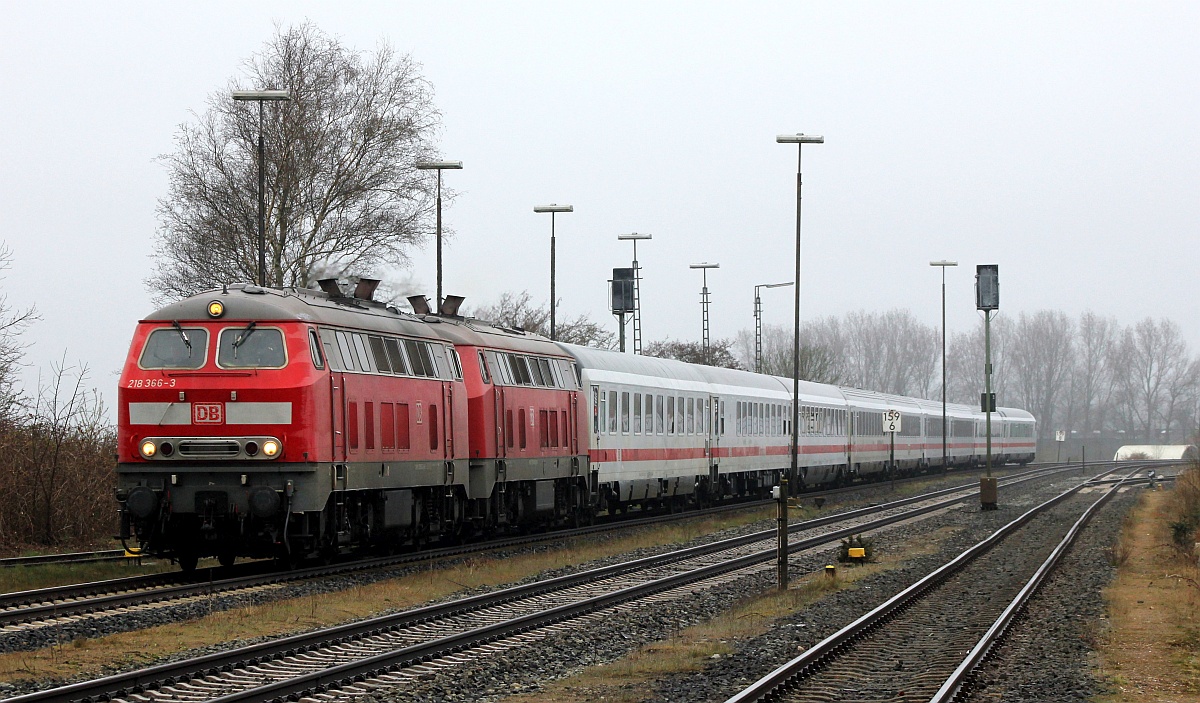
[724,467,1137,702]
[5,463,1089,703]
[0,464,1057,640]
[0,551,131,569]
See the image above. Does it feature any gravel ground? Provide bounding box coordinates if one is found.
[962,488,1134,702]
[346,474,1098,702]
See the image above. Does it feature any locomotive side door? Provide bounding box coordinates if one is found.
[442,380,455,486]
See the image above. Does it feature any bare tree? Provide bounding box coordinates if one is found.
[825,309,938,396]
[1007,310,1075,440]
[150,23,442,302]
[644,338,742,370]
[947,314,1011,407]
[1070,311,1118,434]
[1111,317,1192,442]
[0,244,37,417]
[468,290,616,348]
[733,322,844,384]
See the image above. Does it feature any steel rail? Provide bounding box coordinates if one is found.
[0,550,128,569]
[724,465,1130,703]
[927,471,1134,702]
[6,464,1082,703]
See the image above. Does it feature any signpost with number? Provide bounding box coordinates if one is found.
[1055,429,1066,462]
[883,409,901,485]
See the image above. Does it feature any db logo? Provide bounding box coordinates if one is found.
[193,403,224,424]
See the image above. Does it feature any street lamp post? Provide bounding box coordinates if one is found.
[689,263,719,364]
[534,204,574,340]
[415,160,464,311]
[754,281,794,374]
[930,260,958,474]
[617,233,653,354]
[231,89,292,287]
[777,132,823,494]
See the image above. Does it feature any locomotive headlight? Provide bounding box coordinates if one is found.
[140,440,157,458]
[207,300,225,318]
[262,440,280,458]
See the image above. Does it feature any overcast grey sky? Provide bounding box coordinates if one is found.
[1,2,1197,403]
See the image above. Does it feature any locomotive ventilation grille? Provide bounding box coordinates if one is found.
[178,439,242,458]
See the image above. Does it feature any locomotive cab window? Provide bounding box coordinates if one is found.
[139,327,208,369]
[308,330,325,369]
[217,326,286,368]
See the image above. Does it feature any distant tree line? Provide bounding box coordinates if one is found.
[737,309,1200,444]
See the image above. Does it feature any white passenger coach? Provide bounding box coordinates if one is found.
[561,344,1036,511]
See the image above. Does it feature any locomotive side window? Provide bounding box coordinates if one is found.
[422,344,441,378]
[218,327,286,368]
[351,334,374,372]
[139,327,208,369]
[385,338,410,375]
[478,352,491,384]
[448,348,463,380]
[319,329,344,370]
[403,339,428,376]
[538,358,555,387]
[335,332,357,371]
[527,356,545,386]
[308,330,325,369]
[368,336,392,373]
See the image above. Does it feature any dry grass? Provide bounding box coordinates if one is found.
[0,506,780,684]
[504,523,964,703]
[0,559,178,595]
[1095,477,1200,701]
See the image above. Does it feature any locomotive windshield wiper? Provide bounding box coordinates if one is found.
[231,321,257,358]
[171,320,191,350]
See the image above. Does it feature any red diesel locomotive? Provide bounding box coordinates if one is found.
[117,282,586,570]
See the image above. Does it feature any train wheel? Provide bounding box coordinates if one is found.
[217,550,236,568]
[177,550,198,574]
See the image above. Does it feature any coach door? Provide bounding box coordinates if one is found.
[707,395,721,487]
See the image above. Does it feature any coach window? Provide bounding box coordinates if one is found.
[621,392,630,434]
[218,327,287,369]
[607,390,617,433]
[140,327,209,369]
[382,338,407,375]
[667,396,676,434]
[307,330,325,369]
[598,391,607,434]
[686,397,694,434]
[633,393,642,434]
[676,396,684,434]
[645,394,654,434]
[655,396,665,435]
[368,336,392,373]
